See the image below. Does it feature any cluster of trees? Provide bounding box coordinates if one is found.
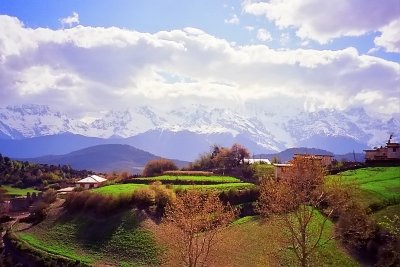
[189,144,250,174]
[141,143,261,180]
[0,153,94,188]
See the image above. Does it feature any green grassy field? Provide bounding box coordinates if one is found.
[93,182,255,196]
[328,167,400,209]
[16,209,161,266]
[172,182,255,191]
[329,167,400,237]
[1,185,39,196]
[156,213,358,266]
[134,175,242,183]
[92,183,147,195]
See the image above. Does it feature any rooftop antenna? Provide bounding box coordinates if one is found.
[388,133,394,144]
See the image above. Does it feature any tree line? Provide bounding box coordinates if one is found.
[0,153,94,189]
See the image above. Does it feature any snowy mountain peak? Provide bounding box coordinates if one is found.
[0,104,398,154]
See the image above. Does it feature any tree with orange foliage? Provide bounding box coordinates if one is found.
[142,158,178,177]
[258,156,334,267]
[163,190,236,267]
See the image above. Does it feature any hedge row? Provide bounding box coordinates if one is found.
[162,170,214,176]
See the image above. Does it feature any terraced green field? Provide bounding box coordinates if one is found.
[93,182,255,196]
[92,183,146,195]
[135,175,241,183]
[16,209,161,266]
[328,167,400,208]
[172,182,255,191]
[1,185,39,196]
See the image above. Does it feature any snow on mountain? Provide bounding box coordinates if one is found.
[0,105,89,138]
[0,104,398,154]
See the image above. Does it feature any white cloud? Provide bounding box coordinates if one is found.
[374,19,400,53]
[0,15,399,117]
[59,12,79,28]
[224,14,240,25]
[256,28,272,42]
[245,26,254,32]
[242,0,400,44]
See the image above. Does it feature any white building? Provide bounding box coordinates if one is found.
[76,175,107,189]
[244,158,271,164]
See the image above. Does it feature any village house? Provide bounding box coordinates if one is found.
[293,154,334,168]
[243,158,271,164]
[364,135,400,164]
[76,175,107,189]
[273,153,333,180]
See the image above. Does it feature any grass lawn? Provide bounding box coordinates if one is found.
[328,167,400,209]
[1,185,39,196]
[93,182,255,196]
[329,167,400,238]
[16,209,161,266]
[154,214,358,266]
[134,175,242,183]
[92,183,146,195]
[172,182,255,191]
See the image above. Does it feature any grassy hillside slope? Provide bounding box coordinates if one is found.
[329,167,400,237]
[152,214,358,266]
[329,167,400,209]
[15,203,161,266]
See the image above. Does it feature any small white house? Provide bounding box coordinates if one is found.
[244,158,271,164]
[76,175,107,189]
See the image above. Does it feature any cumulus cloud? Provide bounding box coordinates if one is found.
[242,0,400,44]
[0,15,399,118]
[59,12,79,28]
[256,28,272,42]
[224,14,240,24]
[374,19,400,53]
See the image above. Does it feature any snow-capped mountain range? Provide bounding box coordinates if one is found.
[0,104,399,160]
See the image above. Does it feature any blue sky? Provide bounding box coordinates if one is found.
[0,0,399,117]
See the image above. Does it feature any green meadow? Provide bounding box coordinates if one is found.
[1,185,39,196]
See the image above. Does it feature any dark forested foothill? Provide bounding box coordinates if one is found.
[0,153,94,189]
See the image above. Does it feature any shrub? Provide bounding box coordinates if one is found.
[336,202,376,248]
[150,182,176,215]
[219,187,260,205]
[64,191,134,216]
[142,159,178,177]
[132,188,155,209]
[42,188,57,204]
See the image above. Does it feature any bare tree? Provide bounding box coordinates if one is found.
[163,190,236,267]
[258,156,335,267]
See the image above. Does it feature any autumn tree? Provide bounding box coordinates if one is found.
[142,158,178,177]
[163,190,236,267]
[258,156,334,267]
[190,143,250,175]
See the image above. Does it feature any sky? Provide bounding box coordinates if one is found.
[0,0,399,119]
